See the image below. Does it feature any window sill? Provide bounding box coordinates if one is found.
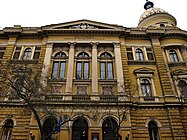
[128,60,156,65]
[49,79,66,82]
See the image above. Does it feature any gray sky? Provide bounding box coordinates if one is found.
[0,0,186,30]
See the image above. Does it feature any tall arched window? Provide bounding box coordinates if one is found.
[136,48,144,61]
[141,79,152,97]
[23,48,32,60]
[76,52,90,79]
[102,117,118,140]
[72,118,88,140]
[148,121,160,140]
[1,119,14,140]
[52,52,67,79]
[43,116,57,139]
[100,52,113,80]
[169,50,179,62]
[178,80,187,96]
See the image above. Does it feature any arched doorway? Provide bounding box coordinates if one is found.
[148,121,160,140]
[72,118,88,140]
[43,116,57,140]
[1,119,14,140]
[102,117,118,140]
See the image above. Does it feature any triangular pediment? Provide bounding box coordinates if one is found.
[134,67,155,74]
[172,70,187,76]
[42,19,124,30]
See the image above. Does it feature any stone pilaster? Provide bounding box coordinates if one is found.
[151,38,176,101]
[91,42,98,94]
[114,42,125,94]
[41,43,53,78]
[65,42,76,94]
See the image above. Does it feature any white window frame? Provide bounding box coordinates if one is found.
[12,46,40,60]
[166,49,183,63]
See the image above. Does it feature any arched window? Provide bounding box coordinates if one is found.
[136,48,144,61]
[169,50,179,62]
[100,52,113,80]
[72,118,88,140]
[148,121,160,140]
[102,117,118,140]
[52,52,67,79]
[178,80,187,96]
[23,48,32,60]
[76,52,90,79]
[1,119,14,140]
[141,79,152,97]
[43,116,57,139]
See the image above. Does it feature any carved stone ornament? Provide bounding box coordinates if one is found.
[70,23,98,29]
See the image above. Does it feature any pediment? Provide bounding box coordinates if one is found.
[172,70,187,76]
[133,67,155,74]
[42,19,124,30]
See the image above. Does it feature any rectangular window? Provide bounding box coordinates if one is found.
[76,62,82,79]
[100,62,106,79]
[59,62,66,79]
[13,47,21,59]
[107,62,113,79]
[84,62,89,79]
[126,47,134,60]
[146,47,154,60]
[33,47,41,59]
[52,62,59,79]
[0,47,6,59]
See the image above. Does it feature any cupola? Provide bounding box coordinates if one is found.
[138,0,177,28]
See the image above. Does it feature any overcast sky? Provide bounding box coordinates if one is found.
[0,0,186,30]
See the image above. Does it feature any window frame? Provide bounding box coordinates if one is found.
[140,79,152,97]
[51,52,67,80]
[136,48,144,61]
[99,52,114,80]
[12,46,41,60]
[169,49,179,62]
[178,80,187,97]
[76,52,90,80]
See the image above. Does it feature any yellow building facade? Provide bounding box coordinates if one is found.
[0,1,187,140]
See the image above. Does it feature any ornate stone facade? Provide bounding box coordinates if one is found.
[0,1,187,140]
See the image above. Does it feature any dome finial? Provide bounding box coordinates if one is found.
[144,0,154,10]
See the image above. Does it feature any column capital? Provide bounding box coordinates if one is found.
[113,42,121,48]
[46,43,53,48]
[68,42,76,47]
[91,42,99,47]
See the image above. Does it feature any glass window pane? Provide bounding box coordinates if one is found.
[100,63,105,79]
[76,62,82,79]
[147,53,154,60]
[107,63,113,79]
[23,48,32,60]
[84,62,89,79]
[127,52,134,60]
[33,52,40,59]
[169,50,179,62]
[0,52,4,59]
[60,62,66,79]
[136,49,144,61]
[52,62,59,79]
[13,52,20,59]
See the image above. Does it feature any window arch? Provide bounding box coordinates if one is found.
[102,117,118,140]
[100,52,113,80]
[43,116,57,139]
[148,121,160,140]
[23,48,32,60]
[141,79,152,97]
[169,50,179,62]
[1,119,14,140]
[52,52,67,79]
[136,48,144,61]
[178,80,187,96]
[72,118,88,140]
[76,52,90,79]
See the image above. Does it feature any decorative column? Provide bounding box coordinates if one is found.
[91,42,99,94]
[41,43,53,79]
[114,42,125,94]
[65,42,76,94]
